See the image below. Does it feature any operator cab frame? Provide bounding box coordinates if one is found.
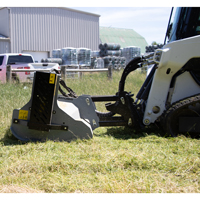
[165,7,200,44]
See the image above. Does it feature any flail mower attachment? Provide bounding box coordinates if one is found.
[10,71,99,142]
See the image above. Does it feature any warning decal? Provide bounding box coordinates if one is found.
[18,110,28,120]
[49,73,55,84]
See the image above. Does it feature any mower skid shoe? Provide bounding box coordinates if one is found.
[10,71,99,142]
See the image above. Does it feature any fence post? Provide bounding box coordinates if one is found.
[6,65,12,83]
[108,65,112,80]
[79,65,83,79]
[61,66,66,81]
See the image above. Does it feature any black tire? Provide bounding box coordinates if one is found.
[163,97,200,138]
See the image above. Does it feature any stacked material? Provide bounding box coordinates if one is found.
[86,49,91,66]
[120,57,126,69]
[91,50,100,58]
[77,48,91,66]
[103,56,126,70]
[99,43,121,57]
[121,46,141,64]
[145,44,163,53]
[93,58,104,69]
[91,50,100,68]
[48,45,141,69]
[61,47,78,65]
[52,49,62,58]
[99,43,128,70]
[103,56,112,66]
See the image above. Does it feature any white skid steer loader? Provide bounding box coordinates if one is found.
[10,7,200,141]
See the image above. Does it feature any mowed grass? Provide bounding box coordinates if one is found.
[0,70,200,193]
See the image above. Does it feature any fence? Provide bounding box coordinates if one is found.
[6,65,113,83]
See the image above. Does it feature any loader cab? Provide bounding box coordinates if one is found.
[166,7,200,44]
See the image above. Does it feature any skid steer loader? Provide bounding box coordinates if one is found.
[10,7,200,141]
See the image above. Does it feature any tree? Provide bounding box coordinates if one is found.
[151,41,158,45]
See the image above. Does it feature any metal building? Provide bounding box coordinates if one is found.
[100,27,148,54]
[0,7,100,62]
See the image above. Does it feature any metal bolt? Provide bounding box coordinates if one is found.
[128,118,132,126]
[93,119,97,127]
[86,98,90,106]
[53,110,56,114]
[120,97,125,104]
[144,119,150,125]
[64,127,67,130]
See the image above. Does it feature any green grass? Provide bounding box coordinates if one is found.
[0,70,200,193]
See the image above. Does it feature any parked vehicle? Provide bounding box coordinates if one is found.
[0,53,60,83]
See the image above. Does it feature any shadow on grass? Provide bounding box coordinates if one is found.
[95,125,200,140]
[1,125,166,146]
[94,125,164,140]
[0,128,27,146]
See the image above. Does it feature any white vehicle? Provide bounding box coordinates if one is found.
[0,53,60,83]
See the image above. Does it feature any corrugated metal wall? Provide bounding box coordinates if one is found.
[0,8,10,37]
[0,40,10,54]
[9,7,100,55]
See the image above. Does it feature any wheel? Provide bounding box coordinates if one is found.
[164,106,200,138]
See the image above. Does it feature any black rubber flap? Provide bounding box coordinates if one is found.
[28,71,57,131]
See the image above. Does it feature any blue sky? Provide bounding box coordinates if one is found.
[70,7,172,45]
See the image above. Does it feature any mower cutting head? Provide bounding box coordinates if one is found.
[10,71,99,142]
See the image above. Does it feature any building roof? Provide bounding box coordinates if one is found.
[99,27,148,54]
[62,7,100,17]
[0,7,100,18]
[0,34,9,39]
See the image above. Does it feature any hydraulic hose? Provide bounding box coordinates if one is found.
[95,110,115,118]
[118,57,142,93]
